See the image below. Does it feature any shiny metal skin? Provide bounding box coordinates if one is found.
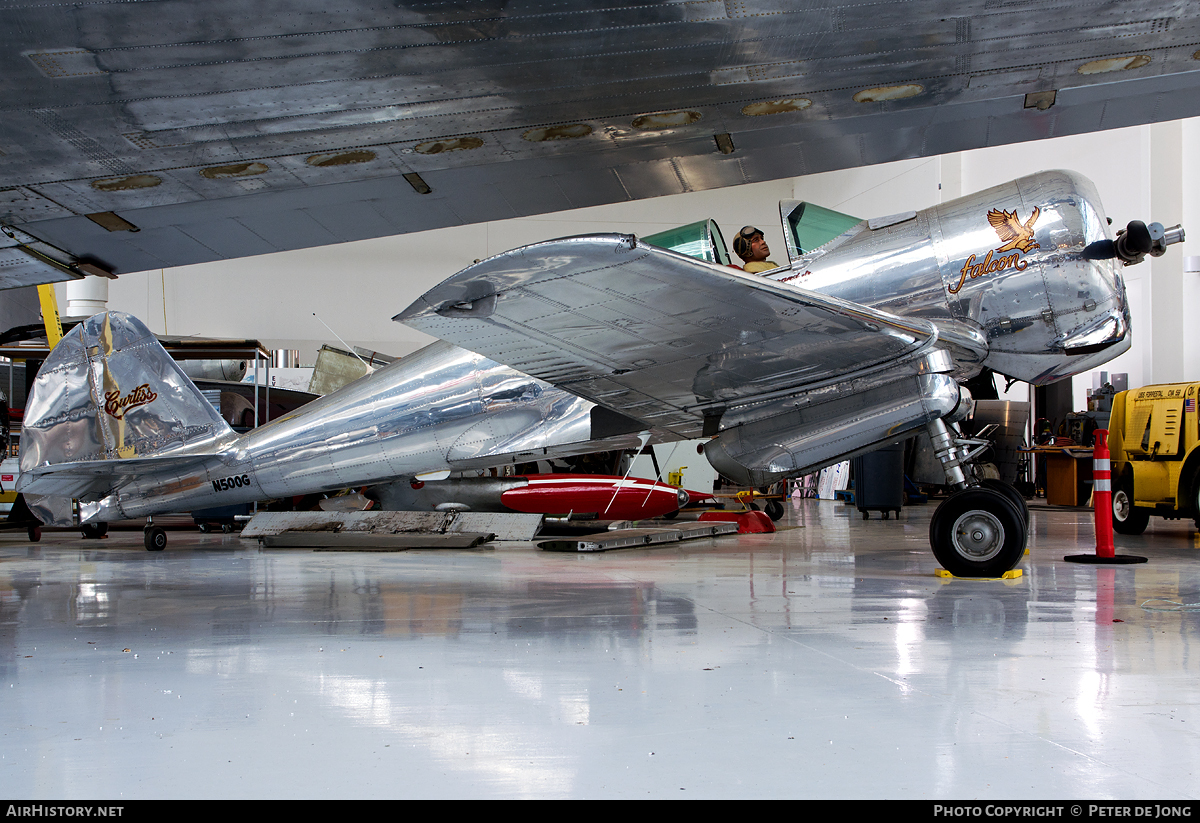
[399,171,1155,490]
[769,171,1131,385]
[704,358,963,487]
[5,3,1200,274]
[401,234,943,439]
[18,314,657,526]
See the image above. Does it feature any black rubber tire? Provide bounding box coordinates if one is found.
[1111,476,1149,535]
[144,526,167,551]
[27,526,41,543]
[981,478,1029,526]
[662,509,679,520]
[929,488,1026,577]
[81,522,108,539]
[764,500,785,521]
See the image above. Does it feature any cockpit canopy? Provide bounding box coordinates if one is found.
[643,204,863,266]
[779,201,862,261]
[643,219,732,266]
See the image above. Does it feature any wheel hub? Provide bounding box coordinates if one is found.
[951,509,1005,561]
[1113,490,1131,521]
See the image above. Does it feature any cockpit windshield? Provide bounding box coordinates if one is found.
[643,205,862,269]
[643,220,732,266]
[779,201,862,262]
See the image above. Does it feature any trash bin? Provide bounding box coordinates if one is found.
[852,443,904,520]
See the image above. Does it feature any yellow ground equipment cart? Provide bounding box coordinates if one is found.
[1108,381,1200,534]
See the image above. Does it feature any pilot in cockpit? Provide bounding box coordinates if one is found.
[732,226,780,274]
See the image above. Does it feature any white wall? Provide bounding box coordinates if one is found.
[80,121,1200,413]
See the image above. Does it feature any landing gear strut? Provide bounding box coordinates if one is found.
[926,418,1028,577]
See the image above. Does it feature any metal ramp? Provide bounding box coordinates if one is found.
[241,510,544,549]
[538,520,739,552]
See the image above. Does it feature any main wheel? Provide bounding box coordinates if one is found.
[81,522,108,539]
[764,500,785,521]
[144,526,167,551]
[929,488,1026,577]
[981,478,1029,525]
[1111,476,1149,535]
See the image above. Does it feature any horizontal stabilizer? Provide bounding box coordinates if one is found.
[18,454,216,500]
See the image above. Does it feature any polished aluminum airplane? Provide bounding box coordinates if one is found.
[18,170,1181,574]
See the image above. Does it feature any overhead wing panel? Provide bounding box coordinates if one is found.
[0,226,87,290]
[397,235,939,437]
[5,3,1200,272]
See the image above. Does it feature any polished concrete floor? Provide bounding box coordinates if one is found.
[2,498,1199,799]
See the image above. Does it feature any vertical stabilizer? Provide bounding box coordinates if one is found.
[21,311,236,474]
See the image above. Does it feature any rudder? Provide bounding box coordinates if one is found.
[20,311,236,474]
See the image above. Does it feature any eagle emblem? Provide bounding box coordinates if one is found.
[987,207,1040,253]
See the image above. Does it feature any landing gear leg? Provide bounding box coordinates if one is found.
[926,418,1027,577]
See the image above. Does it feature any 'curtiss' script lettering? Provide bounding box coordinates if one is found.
[103,384,158,420]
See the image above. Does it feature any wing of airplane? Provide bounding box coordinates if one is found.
[3,2,1200,274]
[0,225,107,289]
[395,234,946,438]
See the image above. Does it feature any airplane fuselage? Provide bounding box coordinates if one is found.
[72,341,648,523]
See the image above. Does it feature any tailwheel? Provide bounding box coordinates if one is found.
[81,522,108,539]
[144,526,167,552]
[929,487,1026,577]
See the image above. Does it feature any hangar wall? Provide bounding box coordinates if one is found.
[80,120,1200,410]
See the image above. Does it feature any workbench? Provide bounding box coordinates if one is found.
[1023,446,1095,506]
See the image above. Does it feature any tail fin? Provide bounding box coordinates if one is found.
[20,311,236,476]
